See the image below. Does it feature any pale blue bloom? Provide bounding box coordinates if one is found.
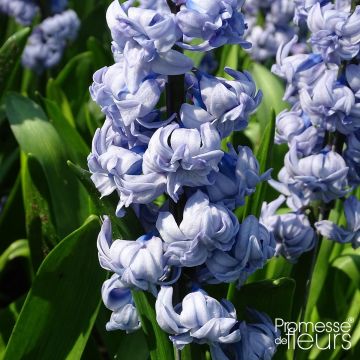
[206,145,271,209]
[102,274,141,332]
[156,190,239,267]
[22,10,80,73]
[106,0,193,76]
[237,310,279,360]
[184,68,262,137]
[139,0,169,12]
[89,60,165,119]
[308,3,360,63]
[176,0,250,51]
[106,305,141,332]
[0,0,38,25]
[245,21,295,62]
[294,0,330,24]
[316,196,360,248]
[299,69,355,133]
[346,64,360,99]
[204,215,276,284]
[90,64,169,145]
[344,130,360,185]
[88,119,167,216]
[97,217,166,295]
[270,147,349,209]
[155,286,241,349]
[210,310,279,360]
[276,107,324,156]
[142,123,223,201]
[261,195,316,262]
[88,118,143,197]
[272,36,325,100]
[232,215,276,281]
[90,59,166,127]
[243,0,296,61]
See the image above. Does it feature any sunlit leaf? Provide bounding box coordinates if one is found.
[3,216,105,360]
[6,93,89,238]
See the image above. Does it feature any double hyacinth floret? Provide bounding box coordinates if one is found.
[0,0,80,72]
[89,0,279,357]
[266,0,360,259]
[156,287,279,359]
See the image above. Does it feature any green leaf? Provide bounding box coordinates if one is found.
[0,175,26,253]
[0,148,19,188]
[54,52,93,87]
[0,28,31,98]
[87,37,112,70]
[216,45,239,78]
[249,63,288,129]
[3,215,105,360]
[332,255,360,288]
[132,291,174,360]
[241,109,276,219]
[20,152,58,270]
[0,297,24,358]
[46,79,75,127]
[0,240,29,273]
[5,93,89,238]
[42,97,89,168]
[67,161,143,240]
[230,277,296,321]
[303,201,344,321]
[115,331,149,360]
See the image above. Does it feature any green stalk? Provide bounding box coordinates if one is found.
[165,1,187,359]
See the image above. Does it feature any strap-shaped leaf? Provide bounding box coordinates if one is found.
[3,216,105,360]
[332,255,360,288]
[0,240,29,273]
[230,277,296,321]
[0,28,30,99]
[0,175,26,253]
[132,291,174,360]
[249,63,287,129]
[21,152,58,270]
[67,161,143,240]
[241,109,276,220]
[6,93,89,238]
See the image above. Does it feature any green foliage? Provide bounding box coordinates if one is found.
[0,28,30,98]
[249,63,288,130]
[3,216,105,360]
[5,93,89,238]
[132,291,175,360]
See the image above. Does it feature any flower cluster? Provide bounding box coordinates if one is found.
[0,0,79,73]
[267,0,359,258]
[89,0,279,357]
[243,0,306,61]
[0,0,39,25]
[22,9,80,73]
[156,287,279,358]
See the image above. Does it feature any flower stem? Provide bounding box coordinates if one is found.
[293,207,329,360]
[165,3,186,360]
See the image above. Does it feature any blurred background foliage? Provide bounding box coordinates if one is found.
[0,1,360,359]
